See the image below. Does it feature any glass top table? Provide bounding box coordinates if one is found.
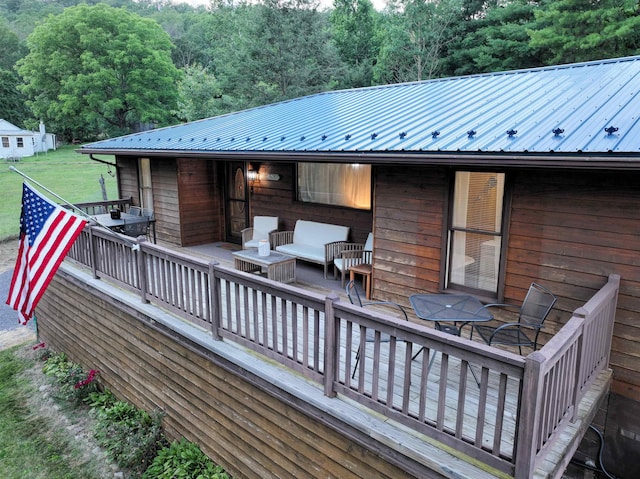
[409,293,493,336]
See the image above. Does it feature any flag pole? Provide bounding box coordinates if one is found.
[9,165,139,248]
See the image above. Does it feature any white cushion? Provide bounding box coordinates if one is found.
[364,232,373,252]
[291,220,349,248]
[277,243,325,263]
[251,216,278,241]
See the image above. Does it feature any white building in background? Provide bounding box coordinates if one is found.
[0,119,57,160]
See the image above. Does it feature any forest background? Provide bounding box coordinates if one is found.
[2,0,640,144]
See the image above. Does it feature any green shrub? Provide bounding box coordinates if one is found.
[142,438,231,479]
[92,399,166,475]
[42,351,99,404]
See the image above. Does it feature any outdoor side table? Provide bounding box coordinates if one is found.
[232,249,296,283]
[348,263,372,299]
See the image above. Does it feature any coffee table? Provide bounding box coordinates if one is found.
[232,249,296,283]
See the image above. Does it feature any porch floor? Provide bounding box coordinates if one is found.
[163,241,611,479]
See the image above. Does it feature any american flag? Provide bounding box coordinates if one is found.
[6,183,87,324]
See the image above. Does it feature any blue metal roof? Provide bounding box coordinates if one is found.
[82,56,640,157]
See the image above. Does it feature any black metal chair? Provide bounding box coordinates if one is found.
[345,280,408,378]
[121,218,150,240]
[471,282,557,355]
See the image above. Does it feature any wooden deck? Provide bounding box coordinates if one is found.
[62,227,617,479]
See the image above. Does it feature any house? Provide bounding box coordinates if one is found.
[68,55,640,478]
[0,119,56,159]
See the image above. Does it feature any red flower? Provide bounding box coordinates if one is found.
[74,369,100,389]
[32,342,46,350]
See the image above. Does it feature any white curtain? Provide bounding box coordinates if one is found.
[298,163,371,209]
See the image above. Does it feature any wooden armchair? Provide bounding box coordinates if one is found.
[241,216,279,249]
[333,232,373,286]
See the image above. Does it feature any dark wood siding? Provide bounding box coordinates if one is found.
[248,161,372,244]
[372,165,447,305]
[177,159,223,246]
[37,272,420,479]
[507,170,640,400]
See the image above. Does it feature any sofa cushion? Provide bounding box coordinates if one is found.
[292,220,349,248]
[276,243,325,263]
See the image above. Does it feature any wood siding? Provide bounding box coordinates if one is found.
[177,158,223,246]
[372,165,447,305]
[249,162,373,244]
[507,170,640,400]
[36,272,421,479]
[374,166,640,401]
[151,158,181,245]
[116,156,139,205]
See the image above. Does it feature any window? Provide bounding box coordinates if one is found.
[1,137,8,148]
[297,162,371,209]
[446,171,505,295]
[17,137,24,148]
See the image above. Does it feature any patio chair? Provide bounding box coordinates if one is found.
[121,218,150,240]
[346,280,408,378]
[241,216,279,249]
[128,206,142,216]
[471,282,557,355]
[141,208,155,220]
[334,232,373,287]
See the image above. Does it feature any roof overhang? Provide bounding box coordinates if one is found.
[79,148,640,171]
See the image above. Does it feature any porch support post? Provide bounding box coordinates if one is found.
[323,293,339,398]
[514,350,545,479]
[209,261,222,340]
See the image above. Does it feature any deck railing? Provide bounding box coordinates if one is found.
[64,225,619,478]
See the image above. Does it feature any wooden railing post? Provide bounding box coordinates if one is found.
[137,237,149,304]
[209,261,222,340]
[89,227,98,279]
[323,293,339,398]
[514,350,545,479]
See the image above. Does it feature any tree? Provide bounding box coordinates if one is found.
[440,0,543,76]
[0,69,31,127]
[330,0,381,87]
[17,3,182,141]
[374,0,464,84]
[529,0,640,65]
[176,64,231,121]
[240,0,342,106]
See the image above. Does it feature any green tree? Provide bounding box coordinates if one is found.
[241,0,341,105]
[0,69,31,127]
[0,20,27,70]
[17,3,182,141]
[374,0,464,84]
[330,0,381,87]
[441,0,543,76]
[176,64,232,121]
[529,0,640,65]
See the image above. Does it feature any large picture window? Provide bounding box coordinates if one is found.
[297,163,371,209]
[446,171,505,295]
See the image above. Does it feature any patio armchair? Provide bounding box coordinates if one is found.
[334,232,373,287]
[121,218,150,240]
[471,282,557,355]
[128,206,142,216]
[241,216,279,249]
[346,280,408,378]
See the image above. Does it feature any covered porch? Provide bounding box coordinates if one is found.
[47,224,618,479]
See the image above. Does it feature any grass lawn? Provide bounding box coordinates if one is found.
[1,145,119,241]
[0,345,114,479]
